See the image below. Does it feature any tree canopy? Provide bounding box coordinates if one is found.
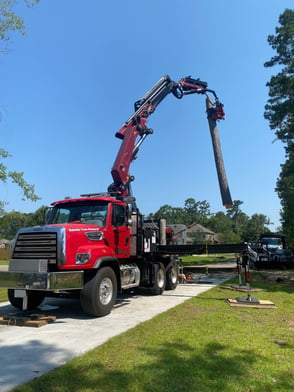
[0,0,39,41]
[0,198,271,242]
[147,198,271,244]
[264,8,294,247]
[0,205,46,239]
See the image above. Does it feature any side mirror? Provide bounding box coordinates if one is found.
[44,207,52,225]
[126,203,134,227]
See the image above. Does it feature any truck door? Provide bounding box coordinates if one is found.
[112,203,130,258]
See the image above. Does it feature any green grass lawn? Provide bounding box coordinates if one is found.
[181,253,235,266]
[0,260,8,302]
[10,272,294,392]
[0,288,8,302]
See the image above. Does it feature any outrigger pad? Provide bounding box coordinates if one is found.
[225,298,276,309]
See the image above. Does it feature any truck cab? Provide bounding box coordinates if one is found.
[46,196,131,266]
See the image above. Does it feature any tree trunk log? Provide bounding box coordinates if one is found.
[206,97,233,208]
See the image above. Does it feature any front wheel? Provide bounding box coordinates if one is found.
[149,263,166,295]
[80,267,117,317]
[8,289,45,310]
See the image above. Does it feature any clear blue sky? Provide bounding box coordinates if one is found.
[0,0,293,230]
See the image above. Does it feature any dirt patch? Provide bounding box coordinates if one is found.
[271,339,288,346]
[252,269,294,285]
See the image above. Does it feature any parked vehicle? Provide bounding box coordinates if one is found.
[251,233,293,269]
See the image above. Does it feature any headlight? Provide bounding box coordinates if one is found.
[75,253,91,265]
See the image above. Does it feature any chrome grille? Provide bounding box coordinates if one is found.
[13,232,57,260]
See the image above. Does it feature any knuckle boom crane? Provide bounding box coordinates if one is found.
[108,75,230,208]
[0,74,234,318]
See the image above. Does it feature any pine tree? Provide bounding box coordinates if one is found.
[264,8,294,247]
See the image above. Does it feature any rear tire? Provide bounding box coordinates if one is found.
[149,263,166,295]
[80,267,117,317]
[166,263,178,290]
[8,289,45,310]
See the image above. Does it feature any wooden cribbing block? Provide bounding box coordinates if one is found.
[225,298,275,309]
[0,314,56,327]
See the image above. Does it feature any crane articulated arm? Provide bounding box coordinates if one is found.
[107,75,228,207]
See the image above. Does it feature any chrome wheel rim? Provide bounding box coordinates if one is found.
[158,268,165,288]
[170,267,177,284]
[99,277,113,305]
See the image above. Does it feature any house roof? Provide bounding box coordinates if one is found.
[186,223,215,235]
[0,239,11,244]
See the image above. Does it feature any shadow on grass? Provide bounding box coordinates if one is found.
[251,282,294,295]
[15,340,293,392]
[227,272,294,295]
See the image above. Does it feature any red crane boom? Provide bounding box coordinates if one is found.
[108,74,229,207]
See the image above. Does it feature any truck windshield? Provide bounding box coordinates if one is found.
[48,201,108,228]
[262,237,282,247]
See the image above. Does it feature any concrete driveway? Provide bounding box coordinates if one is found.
[0,273,232,392]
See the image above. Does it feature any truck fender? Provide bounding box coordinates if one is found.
[93,256,121,291]
[164,255,180,271]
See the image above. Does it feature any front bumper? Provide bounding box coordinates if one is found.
[0,270,84,291]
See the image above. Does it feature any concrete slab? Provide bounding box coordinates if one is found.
[0,265,8,271]
[0,274,232,392]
